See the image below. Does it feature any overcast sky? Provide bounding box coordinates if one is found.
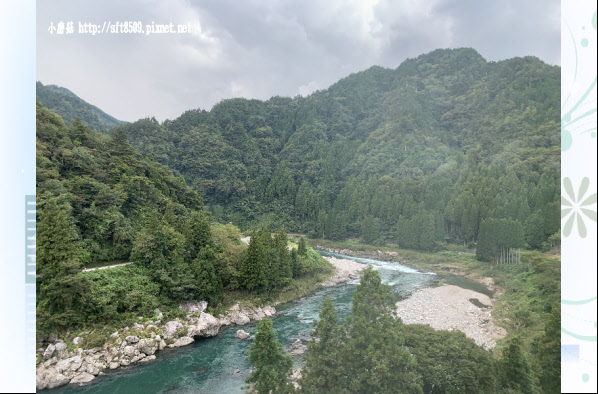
[37,0,561,122]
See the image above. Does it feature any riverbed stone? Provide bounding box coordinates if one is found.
[232,313,250,326]
[70,372,95,385]
[137,338,157,355]
[289,340,307,356]
[164,320,184,338]
[180,300,208,314]
[72,337,83,346]
[263,306,276,317]
[69,356,82,372]
[85,363,100,375]
[132,323,145,331]
[196,312,220,336]
[109,362,120,370]
[138,355,156,363]
[123,345,137,357]
[130,354,145,364]
[42,367,71,389]
[158,339,167,350]
[55,359,72,373]
[236,330,250,340]
[172,336,195,348]
[43,357,58,368]
[125,335,140,344]
[43,344,56,360]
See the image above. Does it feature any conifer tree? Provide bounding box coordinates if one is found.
[297,237,307,256]
[37,200,89,330]
[536,303,561,393]
[290,248,301,278]
[498,336,535,394]
[131,210,191,299]
[246,319,294,394]
[240,232,269,292]
[274,229,292,288]
[299,297,343,393]
[300,267,423,393]
[361,215,380,245]
[193,247,222,303]
[186,210,213,260]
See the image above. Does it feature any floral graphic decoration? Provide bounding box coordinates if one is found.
[561,177,597,238]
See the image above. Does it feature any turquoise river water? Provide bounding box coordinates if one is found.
[52,251,439,394]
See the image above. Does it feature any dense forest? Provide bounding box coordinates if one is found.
[36,100,329,331]
[111,48,560,261]
[36,81,124,132]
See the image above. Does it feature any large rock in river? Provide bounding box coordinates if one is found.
[172,336,195,348]
[236,330,250,340]
[137,338,157,355]
[69,372,95,385]
[197,313,220,336]
[37,367,71,390]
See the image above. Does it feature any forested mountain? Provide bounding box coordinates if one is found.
[115,48,560,257]
[36,100,329,330]
[36,81,124,132]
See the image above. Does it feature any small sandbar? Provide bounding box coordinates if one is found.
[396,284,506,349]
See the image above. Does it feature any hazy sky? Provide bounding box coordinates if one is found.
[37,0,561,122]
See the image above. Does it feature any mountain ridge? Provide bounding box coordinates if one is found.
[36,81,124,132]
[41,47,560,254]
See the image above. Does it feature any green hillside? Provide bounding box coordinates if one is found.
[36,81,124,132]
[117,48,560,257]
[36,100,329,331]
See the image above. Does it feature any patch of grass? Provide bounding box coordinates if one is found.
[80,329,110,349]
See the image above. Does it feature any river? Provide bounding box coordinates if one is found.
[51,251,438,394]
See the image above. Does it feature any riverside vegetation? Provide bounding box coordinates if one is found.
[36,47,560,393]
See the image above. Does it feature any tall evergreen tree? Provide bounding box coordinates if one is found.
[498,337,535,394]
[274,229,292,288]
[240,232,269,292]
[246,319,294,394]
[37,200,89,330]
[299,297,343,393]
[536,303,561,394]
[300,267,422,393]
[341,267,421,393]
[193,247,222,303]
[297,237,307,256]
[186,210,213,260]
[361,215,380,245]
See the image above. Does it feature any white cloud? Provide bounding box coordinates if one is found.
[36,0,561,122]
[298,81,320,97]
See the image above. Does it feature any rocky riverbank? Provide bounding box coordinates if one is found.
[396,284,506,349]
[320,256,366,286]
[36,256,364,391]
[36,302,276,390]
